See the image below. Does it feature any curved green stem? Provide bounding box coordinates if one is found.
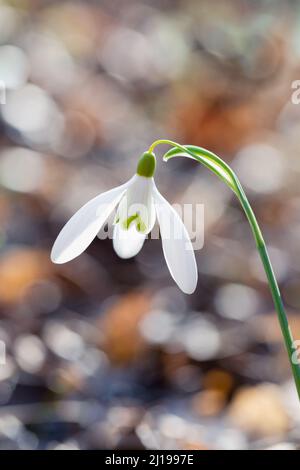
[149,139,300,400]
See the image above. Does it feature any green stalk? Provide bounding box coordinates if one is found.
[149,139,300,400]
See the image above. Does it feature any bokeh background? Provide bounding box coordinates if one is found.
[0,0,300,450]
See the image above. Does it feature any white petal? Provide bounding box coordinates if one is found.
[153,185,198,294]
[113,223,145,259]
[51,178,134,264]
[116,175,156,234]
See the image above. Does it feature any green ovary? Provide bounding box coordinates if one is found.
[136,152,156,178]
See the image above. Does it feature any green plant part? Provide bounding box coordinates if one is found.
[136,151,156,178]
[148,139,300,402]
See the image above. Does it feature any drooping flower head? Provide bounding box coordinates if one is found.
[51,151,197,294]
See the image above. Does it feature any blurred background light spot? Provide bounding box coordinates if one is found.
[0,415,22,440]
[228,384,289,437]
[2,84,64,145]
[0,45,29,89]
[266,442,297,450]
[214,283,261,320]
[44,322,84,361]
[107,406,139,429]
[180,317,220,361]
[99,27,155,82]
[77,348,108,377]
[145,18,188,80]
[50,440,80,450]
[0,356,15,382]
[159,414,187,440]
[14,334,46,374]
[99,22,187,85]
[234,143,285,194]
[0,147,45,193]
[16,428,38,450]
[0,6,20,43]
[0,326,10,346]
[139,309,177,345]
[27,33,75,93]
[215,428,247,450]
[136,419,160,450]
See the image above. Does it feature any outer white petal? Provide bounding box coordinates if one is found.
[153,185,198,294]
[51,178,134,264]
[113,223,145,259]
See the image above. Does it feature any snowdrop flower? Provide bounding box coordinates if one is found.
[51,152,197,294]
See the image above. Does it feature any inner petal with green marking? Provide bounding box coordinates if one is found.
[115,174,156,234]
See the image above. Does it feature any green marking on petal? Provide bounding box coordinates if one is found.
[120,213,148,233]
[136,217,146,233]
[122,213,138,230]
